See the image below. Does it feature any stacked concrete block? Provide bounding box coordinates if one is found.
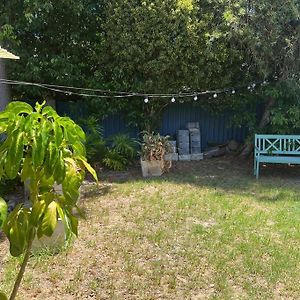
[169,140,177,153]
[178,154,191,161]
[191,153,204,160]
[189,128,201,154]
[175,122,204,161]
[177,130,190,155]
[186,122,200,130]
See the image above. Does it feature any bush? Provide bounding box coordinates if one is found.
[80,117,138,171]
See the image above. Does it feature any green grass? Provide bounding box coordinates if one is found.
[1,158,300,299]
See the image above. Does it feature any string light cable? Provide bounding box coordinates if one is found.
[0,78,271,102]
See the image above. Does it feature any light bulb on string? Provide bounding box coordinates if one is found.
[193,95,198,101]
[231,90,236,94]
[144,97,149,103]
[171,97,176,103]
[213,93,218,98]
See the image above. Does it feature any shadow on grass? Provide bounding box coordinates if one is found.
[81,183,111,200]
[100,156,300,203]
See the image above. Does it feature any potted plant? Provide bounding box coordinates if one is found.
[140,131,172,177]
[0,101,97,300]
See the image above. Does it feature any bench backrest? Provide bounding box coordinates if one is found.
[255,134,300,155]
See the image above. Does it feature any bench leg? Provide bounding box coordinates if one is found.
[256,161,260,179]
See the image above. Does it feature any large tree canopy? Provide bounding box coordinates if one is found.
[1,0,300,133]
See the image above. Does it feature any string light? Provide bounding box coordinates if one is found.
[0,77,274,102]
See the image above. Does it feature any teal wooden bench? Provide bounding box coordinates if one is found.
[254,134,300,179]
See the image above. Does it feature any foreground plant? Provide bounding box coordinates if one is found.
[0,101,97,300]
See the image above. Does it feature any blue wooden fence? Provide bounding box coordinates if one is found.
[56,101,247,150]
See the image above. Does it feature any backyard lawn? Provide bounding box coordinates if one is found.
[1,157,300,299]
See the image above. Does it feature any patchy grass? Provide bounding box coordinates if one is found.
[1,157,300,299]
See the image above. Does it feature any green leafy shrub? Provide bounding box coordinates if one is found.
[0,101,97,300]
[102,149,128,171]
[81,117,137,171]
[109,134,137,160]
[78,117,107,164]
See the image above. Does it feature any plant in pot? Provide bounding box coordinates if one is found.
[140,131,172,177]
[0,101,97,300]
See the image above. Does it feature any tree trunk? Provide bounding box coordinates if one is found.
[0,59,10,110]
[240,97,276,157]
[9,229,35,300]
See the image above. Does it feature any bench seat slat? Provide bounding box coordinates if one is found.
[257,156,300,164]
[256,150,300,155]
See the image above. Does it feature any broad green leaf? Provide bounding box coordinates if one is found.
[0,122,8,134]
[72,141,86,156]
[0,291,8,300]
[53,152,66,184]
[62,171,81,204]
[5,130,24,179]
[0,110,12,121]
[30,200,46,227]
[21,155,34,182]
[32,134,45,168]
[56,203,71,239]
[45,142,59,177]
[41,201,57,237]
[67,212,78,237]
[4,209,29,257]
[24,112,40,132]
[0,151,7,180]
[0,197,7,229]
[74,124,86,142]
[77,156,98,182]
[53,122,63,147]
[6,101,33,116]
[42,106,59,119]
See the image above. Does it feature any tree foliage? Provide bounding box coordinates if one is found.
[1,0,300,133]
[223,0,300,135]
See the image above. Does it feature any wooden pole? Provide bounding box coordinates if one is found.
[0,58,10,110]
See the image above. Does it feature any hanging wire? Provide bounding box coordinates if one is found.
[0,77,271,100]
